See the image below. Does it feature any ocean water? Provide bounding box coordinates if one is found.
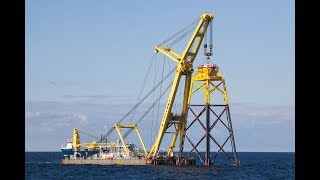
[25,152,294,179]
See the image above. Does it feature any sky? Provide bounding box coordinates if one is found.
[25,0,294,152]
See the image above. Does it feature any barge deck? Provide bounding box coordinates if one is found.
[61,157,196,165]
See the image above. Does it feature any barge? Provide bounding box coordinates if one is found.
[61,127,196,165]
[61,156,196,165]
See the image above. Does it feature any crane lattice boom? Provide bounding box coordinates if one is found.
[148,13,214,157]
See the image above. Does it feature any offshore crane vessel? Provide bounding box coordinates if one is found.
[61,12,239,166]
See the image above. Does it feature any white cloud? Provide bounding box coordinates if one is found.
[25,112,41,118]
[230,104,295,128]
[77,114,88,124]
[25,111,89,131]
[25,101,295,152]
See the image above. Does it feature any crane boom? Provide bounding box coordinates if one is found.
[148,13,214,157]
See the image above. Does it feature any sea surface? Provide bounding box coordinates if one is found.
[25,152,294,179]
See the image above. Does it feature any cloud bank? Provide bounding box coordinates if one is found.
[25,101,294,152]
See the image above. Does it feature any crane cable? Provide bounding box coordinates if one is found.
[125,57,167,139]
[127,18,198,127]
[168,26,196,48]
[146,56,160,144]
[100,65,177,142]
[123,80,173,139]
[78,130,100,141]
[210,21,213,50]
[203,21,214,64]
[129,54,156,123]
[100,18,201,142]
[158,18,198,46]
[151,56,166,146]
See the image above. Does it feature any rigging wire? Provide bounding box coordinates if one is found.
[168,26,196,48]
[147,55,159,146]
[208,21,213,64]
[202,21,214,65]
[153,57,166,146]
[124,57,171,139]
[177,77,184,113]
[78,130,100,141]
[101,16,208,143]
[129,54,156,123]
[123,80,173,139]
[209,21,213,48]
[100,65,177,142]
[149,57,164,146]
[204,26,208,46]
[158,18,198,46]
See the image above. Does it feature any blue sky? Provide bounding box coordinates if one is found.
[26,0,294,152]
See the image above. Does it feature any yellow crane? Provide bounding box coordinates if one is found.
[148,13,214,157]
[71,128,105,149]
[63,12,239,166]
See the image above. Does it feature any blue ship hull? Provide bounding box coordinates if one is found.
[61,148,99,157]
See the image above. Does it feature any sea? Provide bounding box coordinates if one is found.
[25,152,294,179]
